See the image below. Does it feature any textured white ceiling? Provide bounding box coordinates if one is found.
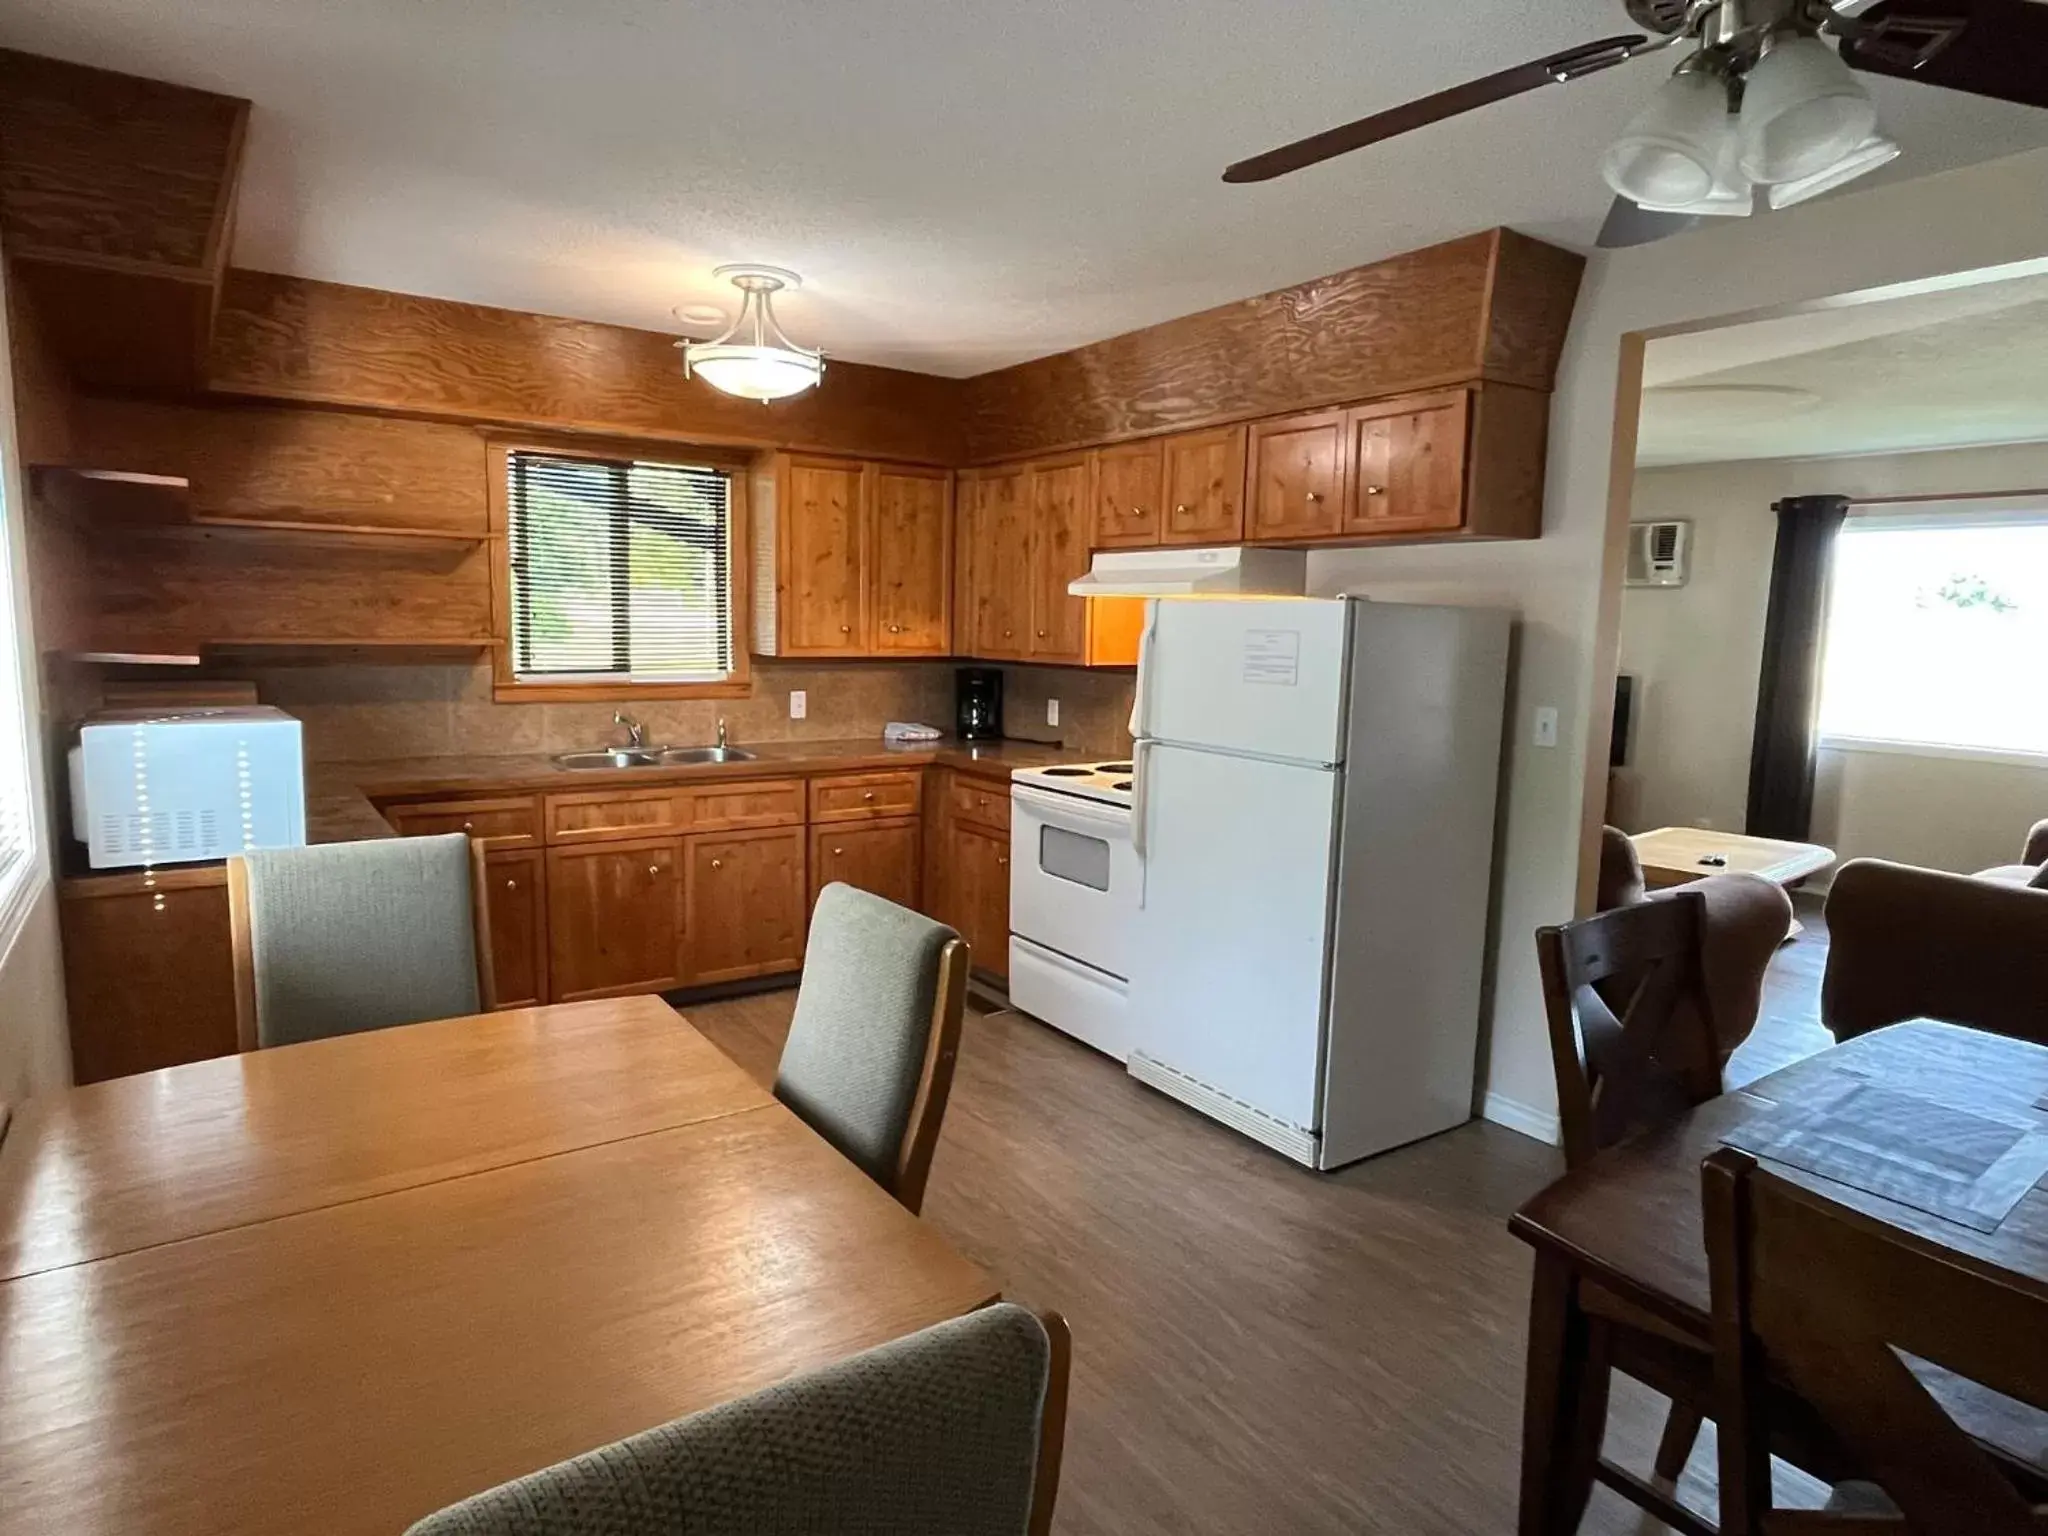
[8,0,2048,376]
[1638,272,2048,465]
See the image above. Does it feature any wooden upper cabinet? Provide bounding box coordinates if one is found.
[1160,425,1247,546]
[868,464,951,655]
[779,456,868,654]
[1027,456,1090,662]
[1092,439,1164,549]
[968,466,1030,658]
[1344,390,1471,537]
[1247,409,1348,543]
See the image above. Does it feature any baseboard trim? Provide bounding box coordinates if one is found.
[1482,1092,1560,1147]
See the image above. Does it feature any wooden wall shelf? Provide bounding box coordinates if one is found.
[34,469,483,549]
[129,518,485,550]
[52,638,495,666]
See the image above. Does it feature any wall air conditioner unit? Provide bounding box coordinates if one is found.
[1625,520,1690,588]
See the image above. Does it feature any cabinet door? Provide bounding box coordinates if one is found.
[1247,409,1346,542]
[682,826,807,986]
[870,464,951,655]
[1028,456,1091,662]
[780,456,868,654]
[546,835,682,1001]
[1092,439,1163,549]
[953,823,1012,980]
[811,818,920,912]
[60,879,239,1083]
[483,847,547,1009]
[1345,390,1470,537]
[969,466,1030,658]
[1160,425,1247,546]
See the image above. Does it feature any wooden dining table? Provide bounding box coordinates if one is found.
[0,996,999,1536]
[1510,1019,2048,1536]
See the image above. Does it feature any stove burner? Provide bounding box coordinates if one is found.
[1098,761,1133,773]
[1112,780,1133,792]
[1040,766,1093,777]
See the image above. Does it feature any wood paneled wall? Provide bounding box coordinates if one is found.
[210,270,964,466]
[957,229,1582,464]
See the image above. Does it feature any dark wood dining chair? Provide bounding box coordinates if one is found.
[1705,1147,2048,1535]
[1535,892,1724,1524]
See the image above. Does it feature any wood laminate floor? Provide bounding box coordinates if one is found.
[688,984,1807,1535]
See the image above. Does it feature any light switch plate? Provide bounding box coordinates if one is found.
[1532,706,1559,749]
[1046,698,1060,728]
[789,690,807,720]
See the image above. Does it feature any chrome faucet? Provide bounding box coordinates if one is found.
[614,711,646,749]
[716,717,729,750]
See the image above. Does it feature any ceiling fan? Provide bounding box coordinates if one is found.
[1223,0,2048,247]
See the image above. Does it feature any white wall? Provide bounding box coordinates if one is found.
[1313,144,2048,1144]
[0,256,71,1105]
[1619,444,2048,867]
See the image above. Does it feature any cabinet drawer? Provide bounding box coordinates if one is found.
[545,787,689,845]
[949,774,1011,835]
[678,777,805,831]
[385,796,540,847]
[809,769,923,823]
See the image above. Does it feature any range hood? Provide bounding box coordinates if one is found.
[1067,546,1307,598]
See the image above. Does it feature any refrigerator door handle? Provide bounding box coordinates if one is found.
[1130,738,1151,869]
[1128,599,1159,740]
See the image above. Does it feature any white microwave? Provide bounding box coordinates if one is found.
[68,706,307,870]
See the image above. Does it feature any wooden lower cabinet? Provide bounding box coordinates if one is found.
[58,872,239,1084]
[952,823,1012,981]
[483,847,547,1009]
[545,835,683,1002]
[681,826,807,986]
[811,818,920,911]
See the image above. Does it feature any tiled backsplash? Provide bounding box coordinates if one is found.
[220,658,1136,764]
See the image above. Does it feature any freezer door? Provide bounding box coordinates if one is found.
[1140,597,1351,765]
[1127,742,1337,1133]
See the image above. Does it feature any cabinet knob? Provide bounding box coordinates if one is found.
[1174,504,1191,515]
[1132,505,1147,517]
[1305,491,1322,503]
[710,858,723,870]
[1003,628,1013,638]
[1364,485,1387,496]
[998,855,1009,867]
[888,623,902,633]
[832,847,844,856]
[840,624,852,634]
[1036,629,1047,638]
[648,864,662,876]
[504,878,517,890]
[462,821,475,833]
[862,790,874,801]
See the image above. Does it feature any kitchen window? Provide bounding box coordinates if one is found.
[495,442,748,700]
[1817,511,2048,759]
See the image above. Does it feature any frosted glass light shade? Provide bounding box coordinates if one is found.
[1602,72,1733,209]
[1739,35,1877,184]
[684,344,825,401]
[1766,132,1901,208]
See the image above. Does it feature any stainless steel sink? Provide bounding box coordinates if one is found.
[552,747,666,770]
[657,745,757,765]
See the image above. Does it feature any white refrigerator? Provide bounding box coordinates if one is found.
[1125,597,1511,1170]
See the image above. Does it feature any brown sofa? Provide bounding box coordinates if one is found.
[1597,827,1794,1065]
[1823,822,2048,1045]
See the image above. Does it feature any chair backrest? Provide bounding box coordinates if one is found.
[1823,858,2048,1045]
[228,834,495,1050]
[775,882,967,1214]
[1705,1148,2048,1536]
[1535,891,1719,1168]
[2024,818,2048,870]
[403,1302,1071,1536]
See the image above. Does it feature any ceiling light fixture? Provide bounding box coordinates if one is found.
[1736,32,1879,185]
[677,265,823,402]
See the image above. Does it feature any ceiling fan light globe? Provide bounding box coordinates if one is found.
[1766,132,1901,208]
[1738,34,1878,183]
[1601,71,1730,209]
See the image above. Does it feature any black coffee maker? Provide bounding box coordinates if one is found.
[955,668,1002,741]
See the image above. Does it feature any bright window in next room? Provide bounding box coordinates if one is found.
[1818,514,2048,757]
[504,449,736,687]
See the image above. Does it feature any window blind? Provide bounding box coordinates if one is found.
[506,451,734,682]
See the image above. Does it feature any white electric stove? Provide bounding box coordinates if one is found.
[1007,760,1141,1060]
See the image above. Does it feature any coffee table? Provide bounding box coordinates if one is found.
[1630,825,1836,890]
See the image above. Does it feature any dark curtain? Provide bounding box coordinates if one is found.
[1745,494,1850,840]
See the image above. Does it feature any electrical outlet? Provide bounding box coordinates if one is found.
[789,690,807,721]
[1046,698,1060,728]
[1532,706,1559,749]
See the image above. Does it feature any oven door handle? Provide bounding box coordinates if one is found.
[1010,783,1133,832]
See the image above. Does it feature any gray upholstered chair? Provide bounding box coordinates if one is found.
[774,882,968,1215]
[403,1302,1072,1536]
[227,833,496,1050]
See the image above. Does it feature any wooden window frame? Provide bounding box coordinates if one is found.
[487,434,758,703]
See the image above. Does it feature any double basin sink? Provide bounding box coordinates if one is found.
[553,745,758,771]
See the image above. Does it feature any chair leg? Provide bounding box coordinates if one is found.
[1653,1403,1704,1485]
[1520,1252,1613,1536]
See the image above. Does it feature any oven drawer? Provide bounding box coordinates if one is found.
[949,775,1011,835]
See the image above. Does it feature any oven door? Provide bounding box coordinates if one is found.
[1009,784,1139,981]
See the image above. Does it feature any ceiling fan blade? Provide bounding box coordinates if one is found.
[1839,0,2048,110]
[1223,35,1652,184]
[1596,195,1701,249]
